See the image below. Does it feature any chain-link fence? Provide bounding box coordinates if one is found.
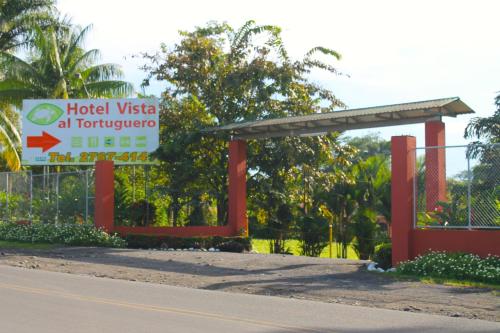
[414,143,500,229]
[0,165,222,227]
[0,170,94,224]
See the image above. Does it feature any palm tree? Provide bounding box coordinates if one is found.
[0,21,133,106]
[464,93,500,159]
[0,0,54,170]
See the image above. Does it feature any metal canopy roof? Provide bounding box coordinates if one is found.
[205,97,474,140]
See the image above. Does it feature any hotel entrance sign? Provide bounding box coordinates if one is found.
[22,98,159,165]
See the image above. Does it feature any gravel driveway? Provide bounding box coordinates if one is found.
[1,247,498,322]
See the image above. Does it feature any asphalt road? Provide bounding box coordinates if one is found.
[0,265,498,333]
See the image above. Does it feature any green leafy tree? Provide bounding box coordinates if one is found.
[319,174,357,258]
[143,21,352,231]
[357,155,391,221]
[297,207,330,257]
[351,207,378,260]
[344,135,391,219]
[318,136,391,258]
[314,152,390,258]
[464,93,500,145]
[343,133,391,161]
[248,133,355,253]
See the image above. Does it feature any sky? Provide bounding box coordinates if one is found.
[57,0,499,150]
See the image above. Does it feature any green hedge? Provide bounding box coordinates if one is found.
[0,222,126,248]
[124,234,251,252]
[397,251,500,285]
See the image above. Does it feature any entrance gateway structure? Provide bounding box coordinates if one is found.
[96,97,500,265]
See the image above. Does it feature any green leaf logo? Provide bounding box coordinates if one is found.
[27,103,64,125]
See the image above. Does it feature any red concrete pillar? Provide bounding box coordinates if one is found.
[94,160,114,233]
[228,140,248,236]
[425,121,446,211]
[391,136,416,266]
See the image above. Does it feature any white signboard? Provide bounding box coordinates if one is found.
[22,99,159,165]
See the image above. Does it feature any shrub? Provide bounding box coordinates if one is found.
[124,234,163,248]
[129,200,156,226]
[297,214,328,257]
[218,240,245,253]
[0,222,126,248]
[373,243,392,270]
[218,236,252,251]
[352,208,379,260]
[266,204,294,254]
[397,251,500,285]
[124,235,251,252]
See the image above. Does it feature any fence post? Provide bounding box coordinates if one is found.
[391,136,416,266]
[145,165,150,225]
[5,172,9,221]
[132,166,136,202]
[85,169,89,224]
[467,153,472,229]
[29,171,33,221]
[95,160,114,233]
[55,172,59,225]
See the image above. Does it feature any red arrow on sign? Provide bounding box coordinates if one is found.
[27,131,61,152]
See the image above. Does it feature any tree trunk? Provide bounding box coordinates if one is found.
[216,196,227,226]
[171,196,180,227]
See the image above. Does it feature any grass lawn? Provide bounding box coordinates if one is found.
[387,272,500,290]
[252,239,359,259]
[0,241,57,250]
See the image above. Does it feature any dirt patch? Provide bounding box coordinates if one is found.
[0,247,498,321]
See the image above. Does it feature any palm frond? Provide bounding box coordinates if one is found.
[230,20,256,48]
[230,21,288,61]
[79,63,123,82]
[62,24,94,69]
[0,125,21,171]
[0,51,45,83]
[302,59,345,76]
[84,80,134,98]
[0,79,43,106]
[0,110,21,146]
[66,48,101,75]
[464,92,500,142]
[305,46,341,61]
